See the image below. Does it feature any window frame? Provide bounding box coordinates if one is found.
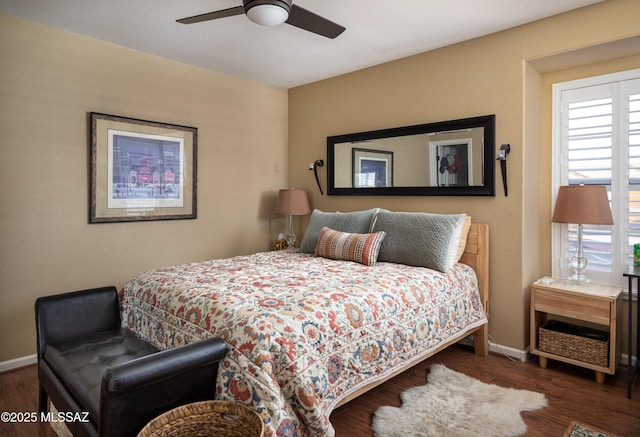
[552,68,640,287]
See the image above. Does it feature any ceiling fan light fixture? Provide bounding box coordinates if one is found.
[244,0,291,27]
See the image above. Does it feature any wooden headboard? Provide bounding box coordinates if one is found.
[459,223,489,355]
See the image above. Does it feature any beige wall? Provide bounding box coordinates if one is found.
[0,13,289,362]
[289,0,640,351]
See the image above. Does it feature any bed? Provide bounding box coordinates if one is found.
[120,210,489,437]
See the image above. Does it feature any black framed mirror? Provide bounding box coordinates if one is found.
[327,114,495,196]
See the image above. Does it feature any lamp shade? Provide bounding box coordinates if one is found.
[552,185,614,225]
[275,189,310,216]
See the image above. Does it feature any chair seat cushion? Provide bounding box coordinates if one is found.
[43,328,158,421]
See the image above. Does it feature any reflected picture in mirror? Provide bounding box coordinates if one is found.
[327,115,495,196]
[352,148,393,188]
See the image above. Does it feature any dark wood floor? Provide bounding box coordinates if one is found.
[1,344,638,436]
[332,345,640,436]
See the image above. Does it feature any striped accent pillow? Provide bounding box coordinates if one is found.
[315,227,386,266]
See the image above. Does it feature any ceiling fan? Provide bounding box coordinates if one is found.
[176,0,346,39]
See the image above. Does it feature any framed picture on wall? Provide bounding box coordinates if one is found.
[89,112,197,223]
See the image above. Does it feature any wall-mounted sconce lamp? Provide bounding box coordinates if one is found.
[309,159,324,195]
[496,144,510,196]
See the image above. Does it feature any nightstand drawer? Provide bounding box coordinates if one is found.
[534,288,611,325]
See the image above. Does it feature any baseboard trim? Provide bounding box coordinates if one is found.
[621,353,638,367]
[489,342,531,362]
[0,354,37,373]
[458,336,530,362]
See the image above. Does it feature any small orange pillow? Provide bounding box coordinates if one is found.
[315,227,386,266]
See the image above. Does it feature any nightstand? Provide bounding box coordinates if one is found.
[530,278,622,383]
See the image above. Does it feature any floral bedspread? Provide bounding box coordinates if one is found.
[120,251,487,437]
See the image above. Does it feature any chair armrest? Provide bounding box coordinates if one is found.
[35,286,120,358]
[99,337,227,437]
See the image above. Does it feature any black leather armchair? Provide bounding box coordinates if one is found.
[35,286,227,437]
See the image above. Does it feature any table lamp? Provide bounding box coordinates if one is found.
[552,185,614,283]
[275,188,310,249]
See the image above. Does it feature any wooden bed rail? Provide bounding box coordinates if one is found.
[459,223,489,356]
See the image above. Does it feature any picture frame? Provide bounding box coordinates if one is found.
[352,148,394,188]
[89,112,197,223]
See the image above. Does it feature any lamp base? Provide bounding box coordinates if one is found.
[283,214,297,250]
[285,233,297,251]
[567,272,591,285]
[568,254,589,284]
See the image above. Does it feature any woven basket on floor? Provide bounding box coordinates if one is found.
[137,400,264,437]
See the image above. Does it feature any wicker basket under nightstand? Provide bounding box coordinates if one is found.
[538,319,609,367]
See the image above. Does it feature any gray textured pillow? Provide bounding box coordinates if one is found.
[299,208,379,253]
[372,211,466,272]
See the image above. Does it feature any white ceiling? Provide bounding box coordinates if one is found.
[0,0,603,89]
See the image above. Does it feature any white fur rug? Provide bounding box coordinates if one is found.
[372,364,547,437]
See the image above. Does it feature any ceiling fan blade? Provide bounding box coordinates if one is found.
[286,5,345,39]
[177,6,245,24]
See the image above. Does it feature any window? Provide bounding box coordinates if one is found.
[552,69,640,287]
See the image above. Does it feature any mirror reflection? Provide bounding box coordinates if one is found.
[327,115,495,196]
